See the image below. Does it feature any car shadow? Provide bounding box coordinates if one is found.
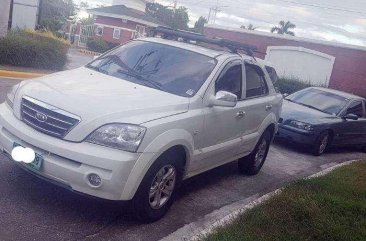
[273,137,364,155]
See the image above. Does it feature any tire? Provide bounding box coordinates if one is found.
[131,150,184,222]
[238,130,271,175]
[311,131,330,156]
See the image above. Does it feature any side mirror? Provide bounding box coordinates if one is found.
[210,91,237,107]
[343,113,359,120]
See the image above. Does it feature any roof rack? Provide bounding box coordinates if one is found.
[150,26,258,56]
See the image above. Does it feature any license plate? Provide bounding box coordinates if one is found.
[12,143,43,171]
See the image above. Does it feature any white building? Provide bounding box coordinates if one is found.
[11,0,40,30]
[0,0,40,36]
[112,0,153,12]
[0,0,11,37]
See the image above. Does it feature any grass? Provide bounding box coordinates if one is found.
[204,161,366,241]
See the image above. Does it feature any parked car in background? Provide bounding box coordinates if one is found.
[0,30,283,222]
[277,87,366,155]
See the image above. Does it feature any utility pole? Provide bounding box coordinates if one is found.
[207,1,227,24]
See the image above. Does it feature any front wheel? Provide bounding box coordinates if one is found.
[131,151,183,222]
[238,130,271,175]
[311,131,330,156]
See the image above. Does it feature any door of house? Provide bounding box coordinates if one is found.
[78,24,95,47]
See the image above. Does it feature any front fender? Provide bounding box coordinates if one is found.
[120,129,194,200]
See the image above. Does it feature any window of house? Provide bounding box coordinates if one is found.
[346,101,364,117]
[245,64,268,98]
[96,26,103,36]
[215,61,243,99]
[113,28,121,39]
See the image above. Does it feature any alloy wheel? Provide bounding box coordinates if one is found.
[254,139,268,168]
[149,165,176,210]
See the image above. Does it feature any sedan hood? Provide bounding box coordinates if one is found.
[281,99,337,124]
[15,67,189,141]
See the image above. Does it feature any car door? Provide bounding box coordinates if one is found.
[191,59,247,173]
[337,100,366,145]
[240,62,279,150]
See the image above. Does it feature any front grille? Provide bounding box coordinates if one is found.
[21,96,81,138]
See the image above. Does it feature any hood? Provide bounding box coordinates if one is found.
[281,99,337,125]
[15,67,189,141]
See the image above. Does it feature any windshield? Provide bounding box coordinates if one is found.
[286,88,349,115]
[86,40,217,97]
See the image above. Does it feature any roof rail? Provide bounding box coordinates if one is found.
[150,26,258,56]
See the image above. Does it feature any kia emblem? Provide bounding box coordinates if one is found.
[35,112,48,122]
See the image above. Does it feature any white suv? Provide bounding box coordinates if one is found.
[0,36,282,221]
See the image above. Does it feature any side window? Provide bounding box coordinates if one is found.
[215,62,242,99]
[346,101,363,117]
[245,64,268,98]
[265,66,280,93]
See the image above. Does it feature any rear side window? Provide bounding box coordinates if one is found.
[215,61,242,99]
[265,66,280,93]
[245,64,268,98]
[346,101,363,117]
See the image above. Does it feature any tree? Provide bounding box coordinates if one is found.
[146,2,189,30]
[39,0,75,32]
[271,20,296,36]
[79,1,89,9]
[193,16,207,33]
[240,23,257,30]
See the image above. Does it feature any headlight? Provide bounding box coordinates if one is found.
[5,83,20,109]
[288,120,314,131]
[86,124,146,152]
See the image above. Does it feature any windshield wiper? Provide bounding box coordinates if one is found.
[86,65,108,74]
[117,70,163,90]
[297,102,325,113]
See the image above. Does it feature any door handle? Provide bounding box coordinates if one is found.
[265,105,273,111]
[236,111,246,119]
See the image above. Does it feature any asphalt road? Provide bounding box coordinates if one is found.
[0,78,365,241]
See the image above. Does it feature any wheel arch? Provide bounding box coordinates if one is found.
[120,129,194,200]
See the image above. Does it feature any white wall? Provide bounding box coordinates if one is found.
[265,46,336,87]
[12,0,39,30]
[0,0,11,37]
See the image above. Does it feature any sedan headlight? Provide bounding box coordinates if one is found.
[86,124,146,152]
[288,120,314,131]
[5,83,20,109]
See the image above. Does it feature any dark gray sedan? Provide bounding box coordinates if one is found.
[277,87,366,155]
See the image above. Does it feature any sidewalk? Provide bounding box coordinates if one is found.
[0,47,93,79]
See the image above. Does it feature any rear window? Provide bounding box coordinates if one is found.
[265,66,280,93]
[87,40,217,97]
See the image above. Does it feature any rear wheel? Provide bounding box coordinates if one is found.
[131,151,183,222]
[311,131,330,156]
[238,130,271,175]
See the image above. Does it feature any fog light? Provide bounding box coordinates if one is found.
[87,173,102,187]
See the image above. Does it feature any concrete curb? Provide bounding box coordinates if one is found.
[0,70,47,79]
[79,49,101,56]
[160,159,361,241]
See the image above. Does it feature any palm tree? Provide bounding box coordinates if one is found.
[240,23,257,30]
[271,21,296,36]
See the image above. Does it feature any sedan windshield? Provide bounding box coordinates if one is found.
[86,40,217,97]
[286,88,349,115]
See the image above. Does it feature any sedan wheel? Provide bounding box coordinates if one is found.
[312,131,330,156]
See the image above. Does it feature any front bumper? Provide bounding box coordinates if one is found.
[0,103,148,201]
[276,124,317,145]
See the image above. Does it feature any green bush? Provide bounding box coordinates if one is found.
[0,30,70,70]
[87,38,119,53]
[276,77,320,94]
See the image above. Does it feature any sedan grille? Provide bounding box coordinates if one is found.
[21,96,81,138]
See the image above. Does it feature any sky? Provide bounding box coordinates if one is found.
[75,0,366,47]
